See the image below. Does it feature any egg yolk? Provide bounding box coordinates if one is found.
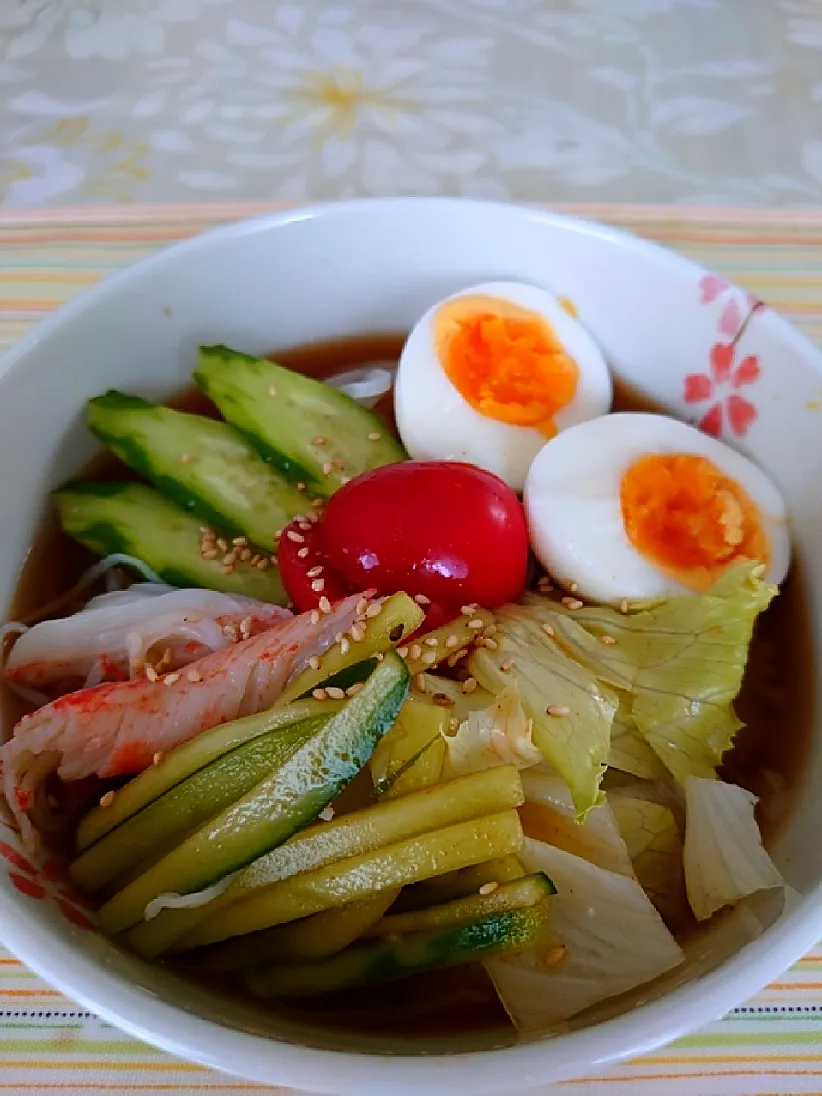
[620,453,769,591]
[435,295,579,431]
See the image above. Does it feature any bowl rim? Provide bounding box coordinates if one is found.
[0,196,820,1094]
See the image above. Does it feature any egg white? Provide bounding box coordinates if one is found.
[394,281,612,491]
[523,412,790,604]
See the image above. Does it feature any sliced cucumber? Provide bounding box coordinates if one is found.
[128,765,524,958]
[404,609,496,677]
[99,652,409,937]
[365,873,555,937]
[370,697,447,798]
[396,855,526,912]
[54,481,286,604]
[246,903,551,999]
[87,391,310,546]
[278,592,423,705]
[71,714,331,893]
[76,699,338,853]
[173,809,524,951]
[194,345,406,496]
[203,893,398,973]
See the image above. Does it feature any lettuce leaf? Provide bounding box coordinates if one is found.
[442,686,542,779]
[610,793,687,929]
[521,563,776,784]
[486,838,684,1030]
[519,768,634,877]
[608,699,669,781]
[683,777,784,921]
[470,614,617,818]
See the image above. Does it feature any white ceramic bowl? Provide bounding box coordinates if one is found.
[0,199,820,1095]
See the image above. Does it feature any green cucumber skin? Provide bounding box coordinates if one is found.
[194,345,406,495]
[99,653,410,936]
[54,481,286,604]
[70,716,327,892]
[87,391,308,547]
[247,905,548,999]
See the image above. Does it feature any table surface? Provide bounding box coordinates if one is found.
[2,0,822,208]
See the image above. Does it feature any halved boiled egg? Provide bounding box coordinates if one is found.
[394,281,612,490]
[524,412,790,603]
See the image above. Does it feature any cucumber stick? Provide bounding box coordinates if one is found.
[279,592,423,704]
[173,810,524,951]
[71,714,331,893]
[76,699,339,852]
[87,391,310,547]
[245,904,551,999]
[99,652,409,937]
[54,481,286,604]
[128,765,524,958]
[194,345,406,496]
[203,893,398,973]
[365,874,555,937]
[398,856,527,913]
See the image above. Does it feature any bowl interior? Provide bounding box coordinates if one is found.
[0,200,820,1092]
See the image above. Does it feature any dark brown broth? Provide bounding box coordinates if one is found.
[3,334,813,1040]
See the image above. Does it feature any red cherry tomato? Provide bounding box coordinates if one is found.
[278,461,529,621]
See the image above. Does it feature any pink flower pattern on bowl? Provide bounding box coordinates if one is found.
[684,274,765,439]
[0,837,95,932]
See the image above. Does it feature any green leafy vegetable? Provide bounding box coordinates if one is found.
[442,686,542,779]
[518,563,776,784]
[683,777,784,921]
[470,615,618,818]
[486,837,683,1030]
[607,699,669,781]
[610,793,687,929]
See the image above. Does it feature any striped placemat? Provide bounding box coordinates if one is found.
[0,203,821,1096]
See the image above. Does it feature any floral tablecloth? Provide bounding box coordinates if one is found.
[2,0,822,208]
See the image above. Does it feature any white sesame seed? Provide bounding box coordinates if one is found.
[222,552,237,567]
[547,705,570,717]
[310,610,321,624]
[449,717,459,732]
[340,475,352,485]
[365,602,383,618]
[375,651,384,661]
[326,686,345,700]
[620,599,630,614]
[311,579,325,593]
[322,462,333,476]
[233,536,248,547]
[287,530,305,543]
[461,604,478,616]
[267,385,277,397]
[256,558,269,570]
[99,791,116,808]
[562,597,583,610]
[423,637,439,647]
[145,665,159,683]
[541,622,554,637]
[350,622,366,642]
[299,522,312,531]
[346,683,363,696]
[569,582,579,593]
[414,593,431,606]
[339,637,350,655]
[448,650,469,667]
[223,624,238,642]
[409,644,422,661]
[216,538,228,552]
[153,751,165,766]
[541,945,567,967]
[414,673,427,691]
[297,547,310,559]
[484,637,499,650]
[334,632,345,644]
[368,431,382,441]
[240,548,252,562]
[432,692,455,708]
[314,436,326,447]
[600,634,617,645]
[307,566,323,578]
[396,646,409,659]
[318,805,335,821]
[422,650,437,665]
[164,672,181,687]
[202,548,218,560]
[468,618,484,630]
[187,668,203,683]
[501,659,514,672]
[312,688,328,700]
[240,616,252,638]
[479,881,499,896]
[356,598,369,616]
[319,596,332,614]
[309,655,322,671]
[462,677,478,694]
[445,635,459,649]
[311,498,324,509]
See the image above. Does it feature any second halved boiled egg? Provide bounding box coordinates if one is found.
[524,412,790,603]
[394,281,612,490]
